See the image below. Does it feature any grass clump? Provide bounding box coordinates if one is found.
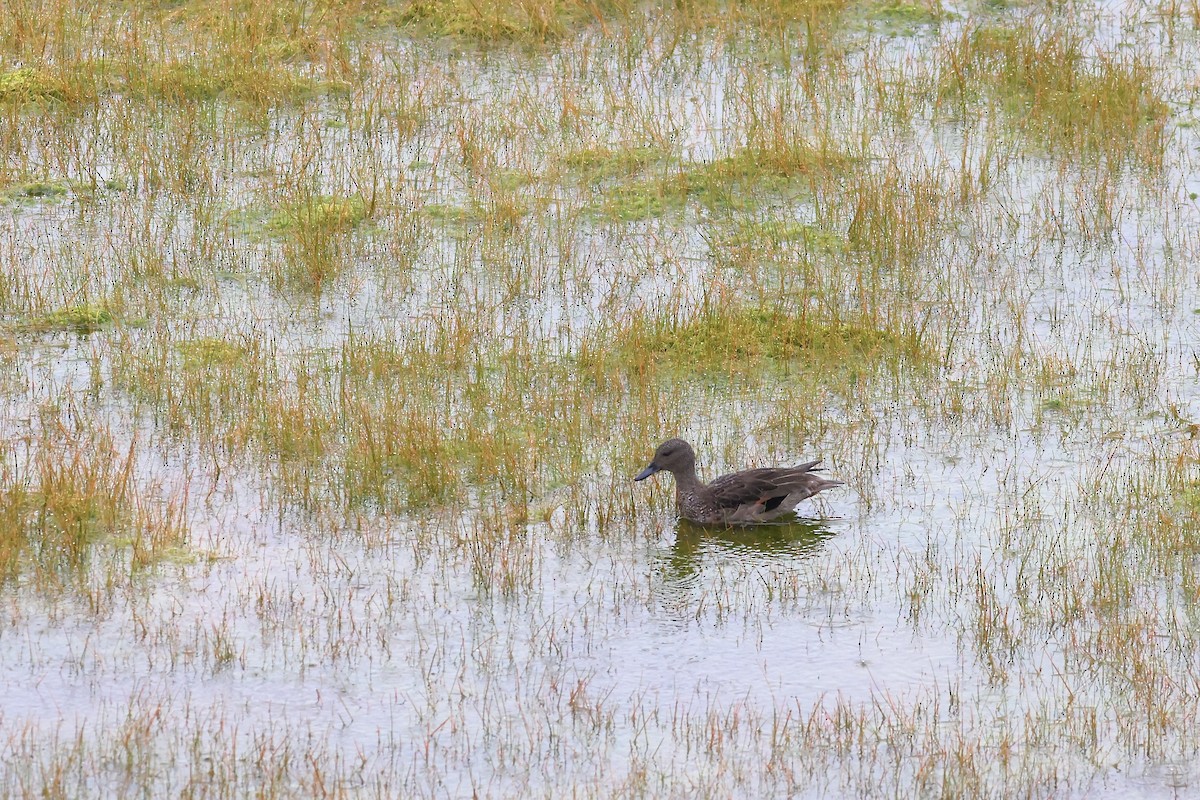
[682,144,848,208]
[423,196,530,238]
[269,194,368,233]
[672,0,854,30]
[1,180,73,203]
[108,1,361,105]
[1,178,125,205]
[398,0,620,40]
[563,145,673,181]
[842,164,946,268]
[0,439,126,582]
[128,59,327,105]
[177,338,249,370]
[940,25,1167,166]
[22,305,114,334]
[0,66,67,103]
[709,142,852,180]
[589,305,928,375]
[244,336,541,513]
[114,331,269,452]
[423,202,483,237]
[0,428,186,585]
[866,0,947,27]
[705,218,845,274]
[263,194,370,290]
[586,142,850,221]
[588,177,691,222]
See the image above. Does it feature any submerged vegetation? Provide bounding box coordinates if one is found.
[0,0,1194,796]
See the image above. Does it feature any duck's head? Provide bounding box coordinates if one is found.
[634,438,696,481]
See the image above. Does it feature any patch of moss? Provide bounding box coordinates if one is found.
[674,0,853,30]
[589,306,927,375]
[706,143,850,181]
[397,0,618,40]
[563,145,673,181]
[867,0,947,27]
[1,180,73,204]
[490,168,538,192]
[1,177,125,206]
[0,67,67,103]
[585,143,852,222]
[131,60,323,104]
[20,181,69,198]
[423,202,486,237]
[145,63,222,101]
[719,219,845,254]
[33,305,113,334]
[588,178,690,222]
[706,218,847,273]
[424,203,476,223]
[177,338,248,369]
[1176,483,1200,515]
[269,195,368,233]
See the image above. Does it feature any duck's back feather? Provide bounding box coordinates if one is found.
[693,461,841,523]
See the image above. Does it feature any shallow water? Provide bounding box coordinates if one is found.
[5,2,1200,797]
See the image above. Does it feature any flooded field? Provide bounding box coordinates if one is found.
[3,0,1200,796]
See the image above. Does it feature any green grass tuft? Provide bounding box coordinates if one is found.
[0,427,185,585]
[563,145,673,181]
[940,24,1167,165]
[1,180,73,203]
[867,0,947,26]
[587,305,929,376]
[585,143,852,221]
[398,0,623,41]
[25,305,114,334]
[177,338,249,369]
[269,194,368,233]
[0,66,67,103]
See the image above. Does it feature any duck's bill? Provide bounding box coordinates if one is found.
[634,463,660,481]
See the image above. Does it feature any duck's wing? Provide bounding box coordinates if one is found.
[707,462,842,521]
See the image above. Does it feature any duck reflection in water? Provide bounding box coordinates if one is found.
[657,515,839,587]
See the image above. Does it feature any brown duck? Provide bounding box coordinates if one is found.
[634,438,841,525]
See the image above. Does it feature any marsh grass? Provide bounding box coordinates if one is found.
[589,305,932,379]
[840,163,949,268]
[1,178,73,201]
[117,324,651,516]
[128,59,326,105]
[585,142,852,221]
[13,305,114,334]
[673,0,856,32]
[0,66,69,103]
[0,0,1196,796]
[940,23,1168,168]
[563,144,673,181]
[398,0,627,40]
[867,0,946,26]
[0,416,186,585]
[262,192,371,289]
[702,218,854,317]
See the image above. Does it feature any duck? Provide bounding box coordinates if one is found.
[634,438,841,525]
